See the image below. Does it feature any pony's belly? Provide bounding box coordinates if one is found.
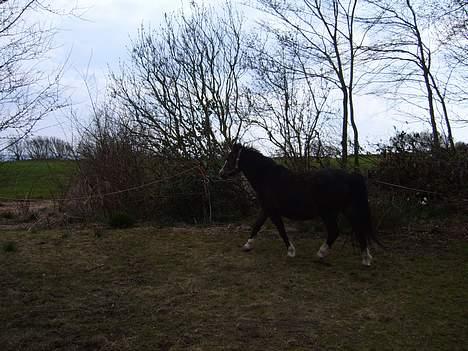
[280,204,318,220]
[259,191,318,219]
[283,212,317,220]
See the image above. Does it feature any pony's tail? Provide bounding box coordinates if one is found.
[349,173,384,249]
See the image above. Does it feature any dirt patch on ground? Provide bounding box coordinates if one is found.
[1,224,467,350]
[0,200,80,232]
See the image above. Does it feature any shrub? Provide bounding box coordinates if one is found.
[68,113,254,224]
[108,211,136,229]
[0,211,14,220]
[367,131,467,233]
[374,131,468,201]
[2,241,17,253]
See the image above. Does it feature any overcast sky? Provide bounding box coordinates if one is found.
[34,0,468,148]
[37,0,226,141]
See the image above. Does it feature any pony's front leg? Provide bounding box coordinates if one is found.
[243,210,267,251]
[270,215,295,257]
[317,214,339,259]
[361,248,373,266]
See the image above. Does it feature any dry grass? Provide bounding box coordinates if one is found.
[0,224,467,350]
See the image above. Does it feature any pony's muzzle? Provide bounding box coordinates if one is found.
[219,168,227,179]
[219,161,228,179]
[219,162,237,179]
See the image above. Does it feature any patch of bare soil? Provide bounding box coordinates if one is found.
[0,200,73,231]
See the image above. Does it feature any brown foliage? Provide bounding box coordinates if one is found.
[68,112,252,224]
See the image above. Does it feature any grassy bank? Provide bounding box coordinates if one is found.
[1,226,466,350]
[0,160,76,199]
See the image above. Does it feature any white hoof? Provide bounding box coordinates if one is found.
[287,243,296,257]
[361,248,373,266]
[242,238,254,251]
[317,243,330,259]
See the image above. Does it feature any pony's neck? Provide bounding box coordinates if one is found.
[239,149,276,190]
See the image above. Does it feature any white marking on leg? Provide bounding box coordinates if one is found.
[243,238,254,251]
[317,242,330,259]
[361,248,373,266]
[287,242,296,257]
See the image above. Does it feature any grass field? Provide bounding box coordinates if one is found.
[0,160,77,199]
[1,225,466,350]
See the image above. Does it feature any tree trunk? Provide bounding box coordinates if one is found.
[341,87,349,168]
[349,87,360,167]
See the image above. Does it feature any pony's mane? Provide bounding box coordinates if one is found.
[241,145,279,169]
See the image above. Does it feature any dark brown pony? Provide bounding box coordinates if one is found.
[219,143,381,266]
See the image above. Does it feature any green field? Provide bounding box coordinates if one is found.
[1,226,466,350]
[0,160,77,200]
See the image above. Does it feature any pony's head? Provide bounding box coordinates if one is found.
[219,143,243,179]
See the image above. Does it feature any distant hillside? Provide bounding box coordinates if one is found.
[0,160,77,200]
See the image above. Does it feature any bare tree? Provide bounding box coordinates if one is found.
[110,3,249,161]
[363,0,457,151]
[0,0,70,152]
[436,0,468,129]
[25,136,51,160]
[6,137,26,160]
[254,0,370,167]
[247,41,335,171]
[6,135,74,160]
[440,0,468,70]
[49,136,73,159]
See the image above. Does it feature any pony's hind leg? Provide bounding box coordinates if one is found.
[243,210,268,251]
[356,226,373,266]
[361,247,373,267]
[270,215,295,257]
[347,211,373,266]
[317,214,339,259]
